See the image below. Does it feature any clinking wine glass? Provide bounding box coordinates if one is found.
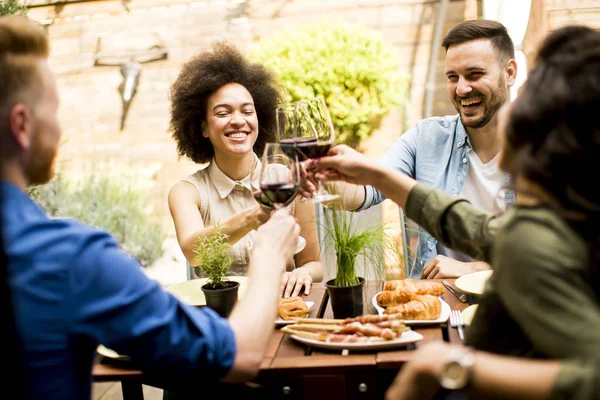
[296,97,340,203]
[276,102,317,163]
[253,142,300,210]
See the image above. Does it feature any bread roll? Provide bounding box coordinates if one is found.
[278,296,309,320]
[383,279,418,294]
[383,295,441,320]
[413,280,446,296]
[376,290,414,307]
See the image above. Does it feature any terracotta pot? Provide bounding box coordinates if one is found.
[201,281,240,318]
[325,277,365,319]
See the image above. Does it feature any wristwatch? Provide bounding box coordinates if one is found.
[438,348,476,390]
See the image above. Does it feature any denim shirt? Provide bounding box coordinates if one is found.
[358,115,514,278]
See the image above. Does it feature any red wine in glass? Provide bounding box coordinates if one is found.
[280,137,316,161]
[257,183,299,209]
[296,141,331,159]
[253,189,274,210]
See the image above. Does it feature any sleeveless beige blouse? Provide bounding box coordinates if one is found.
[183,156,295,276]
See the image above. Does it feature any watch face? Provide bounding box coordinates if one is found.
[445,361,466,380]
[439,349,476,391]
[440,360,468,390]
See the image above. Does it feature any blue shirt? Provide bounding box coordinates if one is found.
[1,181,236,399]
[358,115,514,278]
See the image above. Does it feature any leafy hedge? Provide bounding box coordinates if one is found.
[0,0,27,16]
[29,173,165,267]
[249,20,407,147]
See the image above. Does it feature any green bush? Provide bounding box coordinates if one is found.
[29,173,165,267]
[0,0,27,16]
[249,20,407,148]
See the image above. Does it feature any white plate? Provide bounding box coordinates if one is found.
[289,329,423,351]
[372,293,451,325]
[275,301,314,326]
[97,345,130,361]
[455,270,493,295]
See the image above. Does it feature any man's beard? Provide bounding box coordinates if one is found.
[26,132,57,186]
[458,74,508,129]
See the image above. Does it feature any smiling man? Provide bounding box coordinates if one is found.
[323,20,517,279]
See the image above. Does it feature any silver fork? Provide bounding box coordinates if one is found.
[450,309,465,342]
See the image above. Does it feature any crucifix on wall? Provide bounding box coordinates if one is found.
[93,32,168,131]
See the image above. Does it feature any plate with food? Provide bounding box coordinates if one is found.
[372,292,451,324]
[371,279,450,324]
[282,315,423,350]
[276,296,314,326]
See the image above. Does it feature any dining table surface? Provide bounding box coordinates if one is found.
[93,278,475,399]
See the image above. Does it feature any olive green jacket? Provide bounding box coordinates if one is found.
[406,184,600,399]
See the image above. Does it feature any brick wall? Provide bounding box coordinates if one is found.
[26,0,474,236]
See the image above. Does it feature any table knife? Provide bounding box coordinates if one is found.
[442,280,468,303]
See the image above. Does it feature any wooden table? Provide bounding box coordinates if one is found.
[93,279,472,399]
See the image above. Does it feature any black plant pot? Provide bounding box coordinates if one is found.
[201,281,240,318]
[325,277,365,319]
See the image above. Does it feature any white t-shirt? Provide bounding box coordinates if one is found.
[437,149,505,262]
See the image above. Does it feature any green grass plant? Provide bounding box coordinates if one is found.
[323,203,403,287]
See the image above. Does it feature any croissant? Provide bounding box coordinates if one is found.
[385,279,445,297]
[278,296,309,320]
[383,295,441,320]
[376,290,415,307]
[413,280,446,296]
[383,279,418,294]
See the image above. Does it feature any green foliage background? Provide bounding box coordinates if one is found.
[29,173,165,267]
[249,20,407,148]
[0,0,27,16]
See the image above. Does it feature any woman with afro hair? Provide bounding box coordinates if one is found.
[168,41,323,298]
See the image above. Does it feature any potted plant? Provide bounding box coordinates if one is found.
[323,204,402,318]
[193,227,238,318]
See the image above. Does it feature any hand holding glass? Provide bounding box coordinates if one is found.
[296,97,339,203]
[253,143,300,210]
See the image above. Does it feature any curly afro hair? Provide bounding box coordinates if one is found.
[169,41,283,164]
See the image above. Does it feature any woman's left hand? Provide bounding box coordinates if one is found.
[281,268,312,297]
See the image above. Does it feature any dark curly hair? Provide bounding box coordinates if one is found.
[505,25,600,266]
[169,41,283,164]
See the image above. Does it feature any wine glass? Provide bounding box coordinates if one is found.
[296,97,340,203]
[277,102,318,156]
[254,142,300,210]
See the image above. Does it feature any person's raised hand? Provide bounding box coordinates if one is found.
[309,145,377,186]
[252,208,300,270]
[298,160,318,200]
